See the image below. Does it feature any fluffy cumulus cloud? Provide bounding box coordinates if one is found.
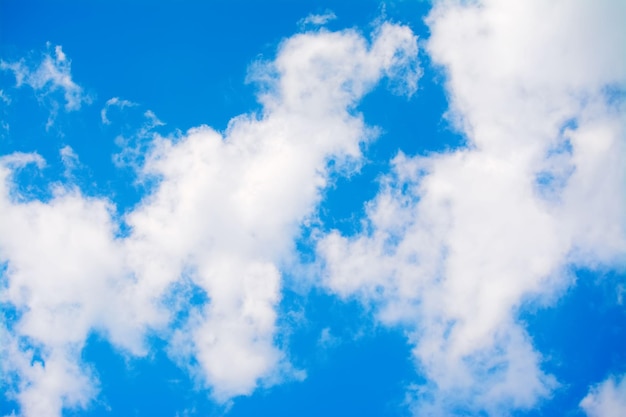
[318,0,626,415]
[581,374,626,417]
[0,153,129,417]
[0,23,419,416]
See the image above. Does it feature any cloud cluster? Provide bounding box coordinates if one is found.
[318,0,626,415]
[0,23,420,417]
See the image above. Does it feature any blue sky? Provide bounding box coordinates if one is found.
[1,1,625,417]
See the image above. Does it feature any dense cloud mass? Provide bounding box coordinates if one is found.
[1,1,625,417]
[0,23,419,417]
[319,0,626,415]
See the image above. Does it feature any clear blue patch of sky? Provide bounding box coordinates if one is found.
[74,335,219,417]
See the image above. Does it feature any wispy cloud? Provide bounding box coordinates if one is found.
[0,90,11,134]
[1,44,90,128]
[0,89,11,105]
[112,108,164,174]
[298,10,337,28]
[100,97,137,125]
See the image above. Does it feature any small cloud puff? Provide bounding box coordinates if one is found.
[317,327,340,348]
[580,374,626,417]
[101,97,137,125]
[298,11,337,28]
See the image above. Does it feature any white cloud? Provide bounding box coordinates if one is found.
[0,90,10,134]
[0,61,28,87]
[317,327,340,349]
[298,11,337,28]
[100,97,137,125]
[581,374,626,417]
[318,0,626,415]
[0,22,420,416]
[0,89,11,105]
[112,108,165,173]
[0,44,89,126]
[59,145,79,178]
